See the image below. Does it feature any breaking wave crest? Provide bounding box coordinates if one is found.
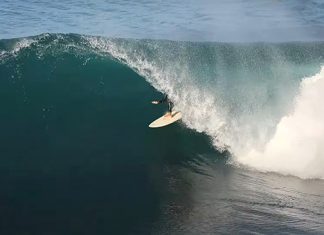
[1,33,324,179]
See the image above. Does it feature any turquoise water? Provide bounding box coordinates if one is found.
[1,1,324,234]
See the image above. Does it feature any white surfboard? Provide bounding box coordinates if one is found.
[149,111,182,128]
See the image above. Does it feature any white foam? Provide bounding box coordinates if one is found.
[0,38,36,63]
[0,50,6,61]
[238,67,324,179]
[12,38,36,54]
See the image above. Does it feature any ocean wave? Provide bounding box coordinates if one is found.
[84,35,324,179]
[1,33,324,179]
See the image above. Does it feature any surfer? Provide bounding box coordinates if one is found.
[151,95,174,118]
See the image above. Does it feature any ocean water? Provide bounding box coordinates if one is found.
[1,0,324,41]
[1,1,324,235]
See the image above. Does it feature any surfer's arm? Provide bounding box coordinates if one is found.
[151,100,164,104]
[152,95,168,105]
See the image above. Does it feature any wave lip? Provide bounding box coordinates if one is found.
[239,67,324,179]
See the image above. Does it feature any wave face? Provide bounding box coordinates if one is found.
[1,34,324,179]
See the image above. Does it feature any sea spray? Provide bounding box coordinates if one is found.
[238,67,324,179]
[85,36,228,149]
[86,36,324,179]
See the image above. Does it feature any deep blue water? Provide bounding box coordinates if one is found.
[1,1,324,235]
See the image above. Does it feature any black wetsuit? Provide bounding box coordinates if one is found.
[158,95,174,113]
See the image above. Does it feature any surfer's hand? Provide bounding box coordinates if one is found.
[152,101,159,104]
